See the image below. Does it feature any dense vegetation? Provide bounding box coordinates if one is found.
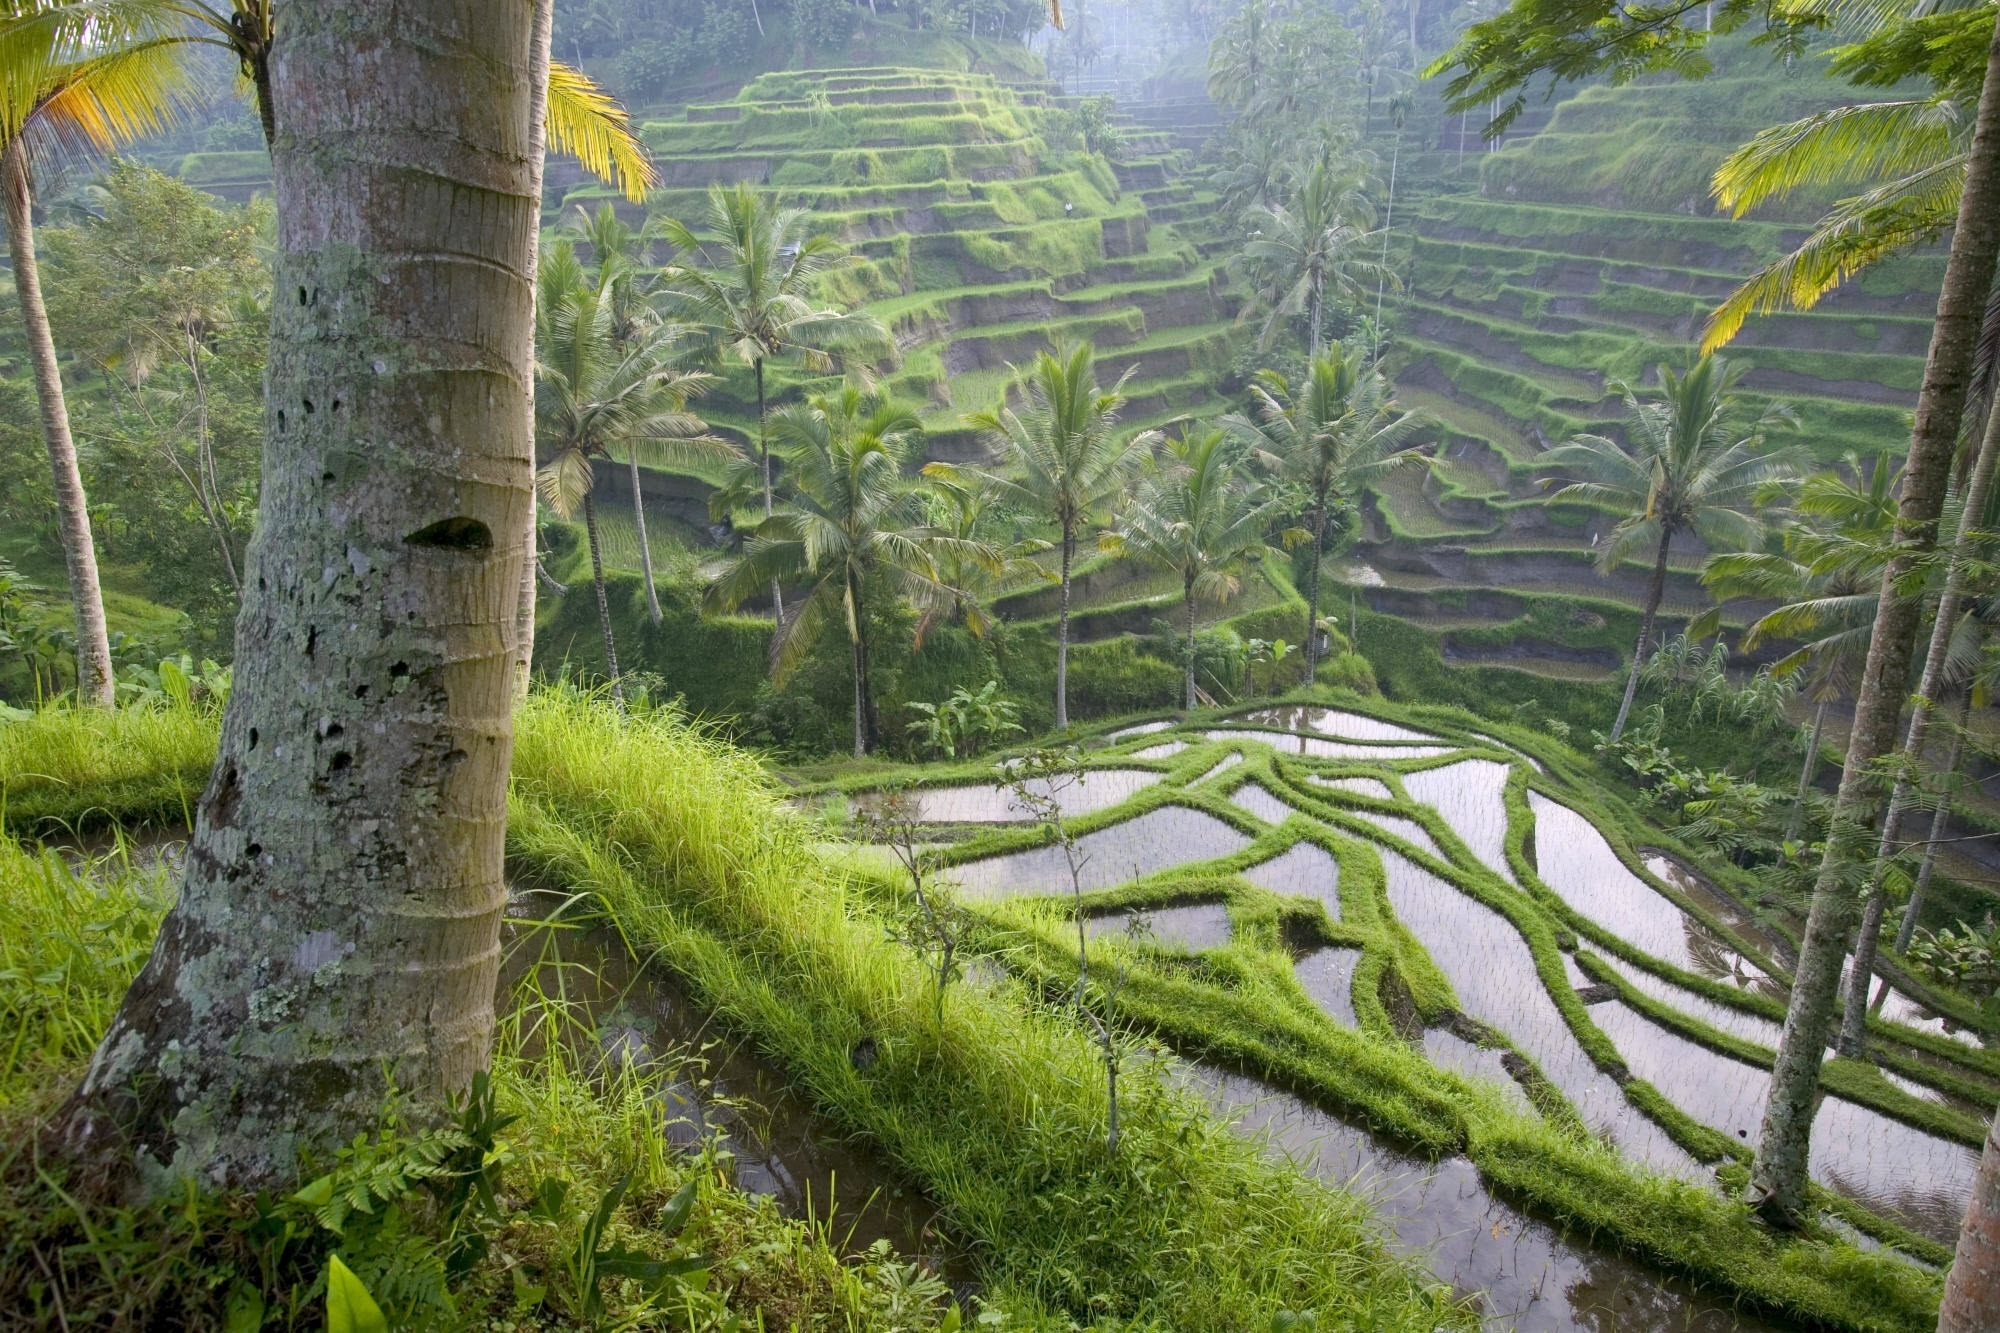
[2,0,1998,1325]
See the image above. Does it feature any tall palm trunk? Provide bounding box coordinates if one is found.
[1748,11,2000,1227]
[851,628,867,759]
[512,0,554,703]
[1610,525,1674,741]
[1836,393,2000,1056]
[1183,572,1199,710]
[628,449,663,624]
[1303,491,1325,685]
[757,357,785,631]
[1786,699,1826,842]
[582,491,624,707]
[1056,523,1075,728]
[63,0,537,1189]
[1887,691,1973,966]
[5,141,115,707]
[1940,1102,2000,1333]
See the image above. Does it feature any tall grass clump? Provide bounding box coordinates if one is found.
[0,838,174,1104]
[509,686,1473,1330]
[0,700,218,835]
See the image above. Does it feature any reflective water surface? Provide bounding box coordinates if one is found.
[1308,774,1395,800]
[1229,781,1302,825]
[1295,947,1362,1025]
[857,770,1160,823]
[951,806,1253,899]
[1405,759,1518,885]
[1234,706,1441,743]
[1206,729,1459,760]
[1188,1067,1790,1333]
[1086,901,1233,951]
[1243,841,1342,918]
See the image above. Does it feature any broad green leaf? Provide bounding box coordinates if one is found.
[326,1256,389,1333]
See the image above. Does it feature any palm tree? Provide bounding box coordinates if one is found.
[66,0,543,1186]
[1749,10,2000,1231]
[0,2,195,706]
[1235,156,1392,358]
[565,202,677,624]
[535,242,733,706]
[921,469,1047,630]
[1206,0,1275,110]
[1539,355,1802,741]
[1834,397,1999,1055]
[1108,428,1274,709]
[1222,344,1426,684]
[658,184,892,624]
[1699,453,1900,839]
[943,342,1158,729]
[707,388,989,758]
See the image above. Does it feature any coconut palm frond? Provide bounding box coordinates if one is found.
[546,59,653,202]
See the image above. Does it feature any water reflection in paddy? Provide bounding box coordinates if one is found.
[1191,752,1244,783]
[951,806,1252,899]
[1404,760,1517,885]
[1424,1028,1535,1116]
[1206,729,1459,760]
[1341,808,1449,863]
[1308,774,1394,800]
[1243,842,1341,918]
[1109,720,1175,739]
[1234,706,1440,743]
[1379,850,1701,1178]
[858,770,1160,823]
[1187,1067,1787,1333]
[1589,999,1977,1244]
[1295,947,1360,1024]
[1085,901,1233,951]
[1530,794,1772,986]
[1594,955,1783,1049]
[1129,740,1187,759]
[1229,782,1300,825]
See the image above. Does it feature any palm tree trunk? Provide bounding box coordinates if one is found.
[512,0,554,703]
[582,492,624,706]
[851,628,866,759]
[757,357,786,634]
[1308,282,1324,360]
[1184,572,1198,710]
[184,327,242,593]
[1940,1102,2000,1333]
[1888,691,1973,966]
[628,449,662,624]
[1304,493,1325,686]
[5,140,115,708]
[1786,699,1826,842]
[1748,11,2000,1228]
[1610,526,1673,741]
[1056,524,1074,729]
[62,0,537,1189]
[1837,388,2000,1057]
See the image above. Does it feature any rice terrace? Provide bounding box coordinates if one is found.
[0,0,1996,1329]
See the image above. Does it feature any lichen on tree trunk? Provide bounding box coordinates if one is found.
[63,0,537,1191]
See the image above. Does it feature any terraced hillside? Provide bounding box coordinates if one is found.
[562,66,1236,460]
[1365,47,1938,676]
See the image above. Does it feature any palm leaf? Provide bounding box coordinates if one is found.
[546,59,653,203]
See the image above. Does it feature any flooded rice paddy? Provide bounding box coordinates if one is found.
[855,770,1158,822]
[836,705,1991,1321]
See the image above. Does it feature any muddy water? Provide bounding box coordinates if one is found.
[1340,808,1449,863]
[1378,850,1702,1179]
[1404,760,1518,886]
[1243,842,1342,918]
[1187,1067,1791,1333]
[1229,781,1301,825]
[950,806,1253,899]
[1588,998,1978,1244]
[1308,774,1395,800]
[499,902,948,1261]
[1234,706,1440,743]
[1206,729,1460,761]
[856,770,1160,823]
[1295,948,1361,1024]
[1086,901,1233,950]
[1530,795,1774,987]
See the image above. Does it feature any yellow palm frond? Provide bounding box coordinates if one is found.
[1711,99,1960,218]
[31,39,192,153]
[1701,156,1964,352]
[546,60,653,203]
